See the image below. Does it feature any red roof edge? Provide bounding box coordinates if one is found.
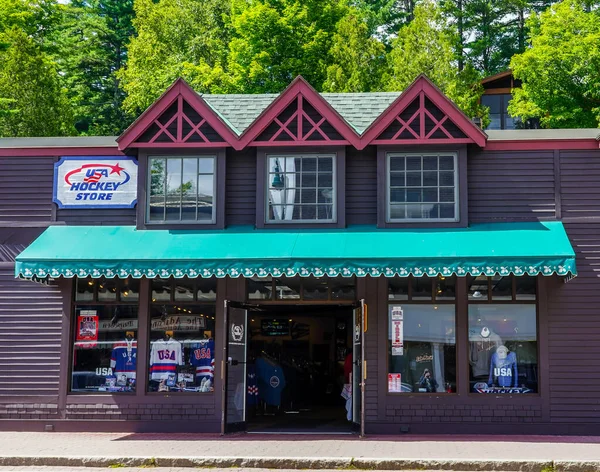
[358,75,487,149]
[117,78,239,150]
[236,76,361,150]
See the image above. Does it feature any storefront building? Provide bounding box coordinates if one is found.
[0,75,598,435]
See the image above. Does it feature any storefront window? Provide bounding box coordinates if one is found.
[71,278,140,393]
[147,277,217,393]
[148,304,216,393]
[247,276,356,301]
[468,304,538,394]
[387,305,456,393]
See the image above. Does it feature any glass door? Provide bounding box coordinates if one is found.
[352,299,366,436]
[222,300,248,433]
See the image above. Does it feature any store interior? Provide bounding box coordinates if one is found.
[243,304,356,434]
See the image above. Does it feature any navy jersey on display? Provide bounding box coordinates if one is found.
[189,339,215,382]
[110,340,137,379]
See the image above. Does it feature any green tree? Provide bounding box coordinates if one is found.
[322,9,387,92]
[0,28,74,137]
[354,0,420,44]
[56,0,135,135]
[386,0,487,122]
[509,0,600,128]
[119,0,231,115]
[225,0,348,93]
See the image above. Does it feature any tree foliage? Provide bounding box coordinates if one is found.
[0,27,73,137]
[509,0,600,127]
[386,1,488,123]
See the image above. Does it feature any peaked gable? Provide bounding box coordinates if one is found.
[117,79,239,150]
[359,76,487,149]
[236,77,361,150]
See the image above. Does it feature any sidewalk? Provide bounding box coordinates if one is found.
[1,432,600,471]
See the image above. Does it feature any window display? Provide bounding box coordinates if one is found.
[148,304,216,393]
[71,305,139,393]
[387,305,456,393]
[468,304,537,393]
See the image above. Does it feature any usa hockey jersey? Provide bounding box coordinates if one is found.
[488,351,518,387]
[189,339,215,381]
[110,340,137,379]
[149,338,183,380]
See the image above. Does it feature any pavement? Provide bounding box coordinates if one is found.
[1,432,600,471]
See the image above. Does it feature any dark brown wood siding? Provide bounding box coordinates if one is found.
[226,148,256,226]
[560,150,600,220]
[0,265,63,397]
[468,150,556,222]
[0,157,54,222]
[547,223,600,423]
[56,209,136,225]
[346,146,377,225]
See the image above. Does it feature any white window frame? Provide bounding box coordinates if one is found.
[265,153,337,224]
[146,155,217,224]
[386,152,459,223]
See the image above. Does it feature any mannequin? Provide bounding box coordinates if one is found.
[488,345,518,388]
[469,319,502,378]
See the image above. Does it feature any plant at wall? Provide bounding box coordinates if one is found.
[509,0,600,128]
[385,0,488,125]
[0,28,74,137]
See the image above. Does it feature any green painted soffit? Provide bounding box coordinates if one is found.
[15,222,576,280]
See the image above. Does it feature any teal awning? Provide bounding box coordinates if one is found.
[15,222,576,279]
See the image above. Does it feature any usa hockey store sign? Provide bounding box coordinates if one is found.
[53,156,138,209]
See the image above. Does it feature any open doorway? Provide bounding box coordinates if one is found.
[244,304,355,434]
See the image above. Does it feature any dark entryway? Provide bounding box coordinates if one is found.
[224,302,363,435]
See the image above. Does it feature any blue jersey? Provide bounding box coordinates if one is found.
[256,357,286,406]
[489,351,518,387]
[189,339,215,381]
[110,341,137,379]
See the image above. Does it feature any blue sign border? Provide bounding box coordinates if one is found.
[53,156,138,209]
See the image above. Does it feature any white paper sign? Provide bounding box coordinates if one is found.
[391,306,404,356]
[53,156,138,209]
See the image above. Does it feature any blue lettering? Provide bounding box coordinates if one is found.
[106,193,113,200]
[76,193,83,200]
[71,182,81,191]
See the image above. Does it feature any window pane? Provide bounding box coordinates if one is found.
[76,278,95,301]
[98,278,118,302]
[120,278,140,302]
[71,305,138,393]
[302,278,328,300]
[248,277,273,300]
[435,276,455,301]
[174,277,195,301]
[165,158,182,221]
[388,305,456,393]
[181,158,198,221]
[197,278,217,301]
[151,278,171,302]
[274,277,301,300]
[412,276,432,300]
[515,275,536,300]
[388,153,457,222]
[149,158,166,221]
[197,174,214,221]
[469,305,537,393]
[390,156,405,171]
[468,275,489,301]
[198,157,214,174]
[148,304,216,393]
[267,155,336,223]
[388,277,409,300]
[330,276,356,300]
[491,275,512,300]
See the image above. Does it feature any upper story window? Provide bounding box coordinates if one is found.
[147,156,216,223]
[266,154,336,223]
[482,94,515,130]
[387,152,458,223]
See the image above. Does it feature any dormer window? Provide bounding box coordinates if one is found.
[387,152,458,222]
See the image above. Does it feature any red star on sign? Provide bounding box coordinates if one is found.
[109,163,125,175]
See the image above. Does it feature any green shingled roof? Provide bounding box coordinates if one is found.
[201,91,401,136]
